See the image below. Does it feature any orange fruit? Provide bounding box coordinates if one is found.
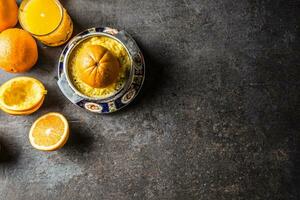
[0,77,47,112]
[0,28,38,73]
[76,45,120,88]
[0,0,18,32]
[0,96,45,115]
[29,113,70,151]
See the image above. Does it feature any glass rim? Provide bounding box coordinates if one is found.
[18,0,64,37]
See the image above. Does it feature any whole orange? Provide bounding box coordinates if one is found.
[0,0,18,32]
[0,28,38,73]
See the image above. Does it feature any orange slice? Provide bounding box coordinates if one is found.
[0,77,47,111]
[0,96,45,115]
[29,112,69,151]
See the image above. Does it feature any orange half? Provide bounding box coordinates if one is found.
[0,96,45,115]
[29,112,69,151]
[0,77,47,111]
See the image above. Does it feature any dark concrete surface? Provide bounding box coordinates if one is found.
[0,0,300,199]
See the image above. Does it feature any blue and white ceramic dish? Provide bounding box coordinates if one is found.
[57,27,145,113]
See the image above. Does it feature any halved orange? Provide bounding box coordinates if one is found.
[0,96,45,115]
[29,112,69,151]
[0,77,47,112]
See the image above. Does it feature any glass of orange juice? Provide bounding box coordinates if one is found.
[19,0,73,47]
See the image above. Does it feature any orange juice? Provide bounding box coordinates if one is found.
[19,0,73,46]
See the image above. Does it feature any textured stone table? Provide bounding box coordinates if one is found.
[0,0,299,199]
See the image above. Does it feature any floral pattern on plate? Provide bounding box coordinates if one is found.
[57,27,145,114]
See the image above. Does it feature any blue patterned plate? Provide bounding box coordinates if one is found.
[57,27,145,113]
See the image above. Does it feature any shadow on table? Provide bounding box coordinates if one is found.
[60,0,86,36]
[288,115,300,199]
[64,130,94,153]
[72,17,86,36]
[0,136,19,165]
[226,1,300,198]
[249,1,300,198]
[63,123,99,154]
[111,41,171,115]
